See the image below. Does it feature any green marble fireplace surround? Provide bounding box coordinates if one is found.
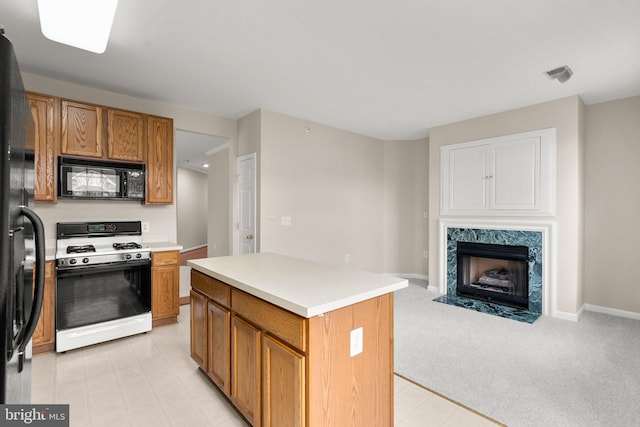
[436,220,555,323]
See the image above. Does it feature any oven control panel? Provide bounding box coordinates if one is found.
[57,251,151,268]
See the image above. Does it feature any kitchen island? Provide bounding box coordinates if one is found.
[188,252,408,427]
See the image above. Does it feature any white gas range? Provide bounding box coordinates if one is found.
[55,221,152,352]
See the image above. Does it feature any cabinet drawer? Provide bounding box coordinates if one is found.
[232,289,307,353]
[152,250,179,266]
[191,270,230,307]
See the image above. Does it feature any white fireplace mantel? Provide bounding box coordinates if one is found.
[438,218,559,318]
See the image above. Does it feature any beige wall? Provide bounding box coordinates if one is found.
[258,110,385,271]
[177,168,208,250]
[383,139,429,276]
[240,109,429,275]
[429,96,585,315]
[584,95,640,313]
[22,72,237,251]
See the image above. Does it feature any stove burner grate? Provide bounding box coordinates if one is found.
[113,242,143,250]
[67,244,96,254]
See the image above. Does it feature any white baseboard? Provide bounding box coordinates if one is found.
[386,273,438,291]
[585,304,640,321]
[387,273,429,281]
[552,305,584,322]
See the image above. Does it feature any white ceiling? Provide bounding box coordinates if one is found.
[2,0,640,143]
[175,130,228,174]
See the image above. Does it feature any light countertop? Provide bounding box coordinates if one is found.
[145,241,182,252]
[188,252,408,318]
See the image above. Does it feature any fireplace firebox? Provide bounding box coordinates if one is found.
[456,241,529,309]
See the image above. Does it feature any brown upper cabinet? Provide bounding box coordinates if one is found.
[146,115,174,204]
[60,100,104,158]
[27,92,58,202]
[108,108,146,162]
[28,93,174,205]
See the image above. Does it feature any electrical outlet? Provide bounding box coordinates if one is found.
[141,222,150,232]
[269,209,275,219]
[350,327,363,357]
[344,254,350,263]
[281,216,291,226]
[423,250,429,258]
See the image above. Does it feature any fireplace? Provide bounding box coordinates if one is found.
[437,223,549,322]
[456,241,529,309]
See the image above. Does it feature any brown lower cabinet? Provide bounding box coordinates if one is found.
[151,250,180,326]
[190,268,394,427]
[208,300,231,395]
[32,261,55,355]
[231,316,262,425]
[262,334,305,427]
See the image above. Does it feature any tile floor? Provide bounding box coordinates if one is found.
[32,305,501,426]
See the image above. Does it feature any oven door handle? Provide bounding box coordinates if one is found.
[15,206,46,354]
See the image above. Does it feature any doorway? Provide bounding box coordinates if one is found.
[175,129,228,301]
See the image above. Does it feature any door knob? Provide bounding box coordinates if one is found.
[246,234,254,240]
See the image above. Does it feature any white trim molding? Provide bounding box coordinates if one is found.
[439,218,558,317]
[585,304,640,321]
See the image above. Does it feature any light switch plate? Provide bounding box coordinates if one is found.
[350,327,363,357]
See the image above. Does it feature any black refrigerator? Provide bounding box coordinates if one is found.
[0,27,46,404]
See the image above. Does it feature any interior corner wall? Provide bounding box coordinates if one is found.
[584,95,640,314]
[383,138,429,276]
[428,96,584,315]
[258,110,385,272]
[208,149,230,257]
[177,167,208,250]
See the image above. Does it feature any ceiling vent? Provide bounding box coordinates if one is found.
[545,65,573,83]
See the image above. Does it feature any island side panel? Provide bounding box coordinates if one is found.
[307,293,393,426]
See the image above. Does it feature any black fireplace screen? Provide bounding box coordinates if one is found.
[456,241,529,309]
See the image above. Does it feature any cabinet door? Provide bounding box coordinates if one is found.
[32,261,55,354]
[61,100,104,158]
[232,316,261,426]
[262,335,305,427]
[107,109,145,162]
[446,144,489,212]
[27,93,58,202]
[491,137,540,210]
[146,115,174,204]
[440,128,556,216]
[152,265,179,320]
[190,290,207,369]
[208,301,231,395]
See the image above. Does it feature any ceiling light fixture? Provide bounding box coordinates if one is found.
[545,65,573,83]
[37,0,119,54]
[202,163,209,168]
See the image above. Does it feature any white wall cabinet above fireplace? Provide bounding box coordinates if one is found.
[440,128,556,216]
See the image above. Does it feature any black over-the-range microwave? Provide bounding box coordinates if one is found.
[58,156,146,201]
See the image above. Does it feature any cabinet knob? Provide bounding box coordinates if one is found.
[246,234,254,240]
[484,175,494,179]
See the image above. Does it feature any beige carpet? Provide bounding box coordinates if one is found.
[394,281,640,427]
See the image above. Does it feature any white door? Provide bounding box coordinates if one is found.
[237,154,256,254]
